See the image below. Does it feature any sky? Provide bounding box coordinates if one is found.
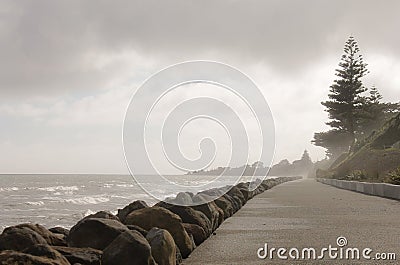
[1,0,400,174]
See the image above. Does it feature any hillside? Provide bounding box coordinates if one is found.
[318,113,400,183]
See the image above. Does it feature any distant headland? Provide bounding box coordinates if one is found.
[186,150,318,177]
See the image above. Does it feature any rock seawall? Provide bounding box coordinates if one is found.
[0,176,301,265]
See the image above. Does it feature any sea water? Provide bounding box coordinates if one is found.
[0,174,269,231]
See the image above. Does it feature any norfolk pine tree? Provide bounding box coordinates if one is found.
[313,36,368,158]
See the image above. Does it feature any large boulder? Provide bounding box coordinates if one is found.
[192,194,225,226]
[236,182,255,200]
[259,180,270,191]
[264,179,278,189]
[117,200,149,223]
[191,202,220,231]
[224,193,241,213]
[53,246,102,265]
[183,223,207,246]
[102,230,156,265]
[175,192,193,204]
[67,218,130,250]
[124,207,194,258]
[83,211,120,222]
[199,187,225,198]
[256,182,267,193]
[12,223,66,246]
[238,188,252,201]
[213,196,234,218]
[235,182,249,190]
[155,202,212,236]
[191,193,214,204]
[49,227,70,237]
[165,192,193,205]
[146,227,176,265]
[0,250,69,265]
[0,225,48,251]
[227,186,246,205]
[127,224,148,237]
[23,244,70,265]
[222,193,242,213]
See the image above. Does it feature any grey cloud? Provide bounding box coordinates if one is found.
[1,0,400,173]
[1,0,399,97]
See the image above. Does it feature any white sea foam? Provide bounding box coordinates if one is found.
[38,186,79,192]
[0,187,19,192]
[83,209,96,217]
[111,195,131,199]
[116,184,135,188]
[41,195,109,205]
[65,196,110,205]
[25,201,45,206]
[110,210,118,215]
[42,196,65,203]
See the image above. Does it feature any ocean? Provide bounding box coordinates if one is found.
[0,174,267,231]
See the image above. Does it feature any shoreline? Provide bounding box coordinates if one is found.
[0,176,301,265]
[0,174,280,231]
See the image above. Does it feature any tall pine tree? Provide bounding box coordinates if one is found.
[300,150,312,165]
[313,36,368,158]
[358,86,385,135]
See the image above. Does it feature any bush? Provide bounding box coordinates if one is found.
[316,168,335,179]
[387,167,400,185]
[345,170,368,181]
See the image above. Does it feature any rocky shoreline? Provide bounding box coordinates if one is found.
[0,176,301,265]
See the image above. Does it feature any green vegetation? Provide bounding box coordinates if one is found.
[312,36,399,159]
[313,36,368,158]
[312,36,400,184]
[345,170,368,181]
[387,167,400,185]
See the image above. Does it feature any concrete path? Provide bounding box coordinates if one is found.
[184,179,400,264]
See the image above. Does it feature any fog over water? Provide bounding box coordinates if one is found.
[1,0,400,174]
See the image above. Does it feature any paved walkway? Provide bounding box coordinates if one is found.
[184,179,400,264]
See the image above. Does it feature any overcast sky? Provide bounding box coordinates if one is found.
[1,0,400,174]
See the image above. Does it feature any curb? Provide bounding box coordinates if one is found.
[316,178,400,200]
